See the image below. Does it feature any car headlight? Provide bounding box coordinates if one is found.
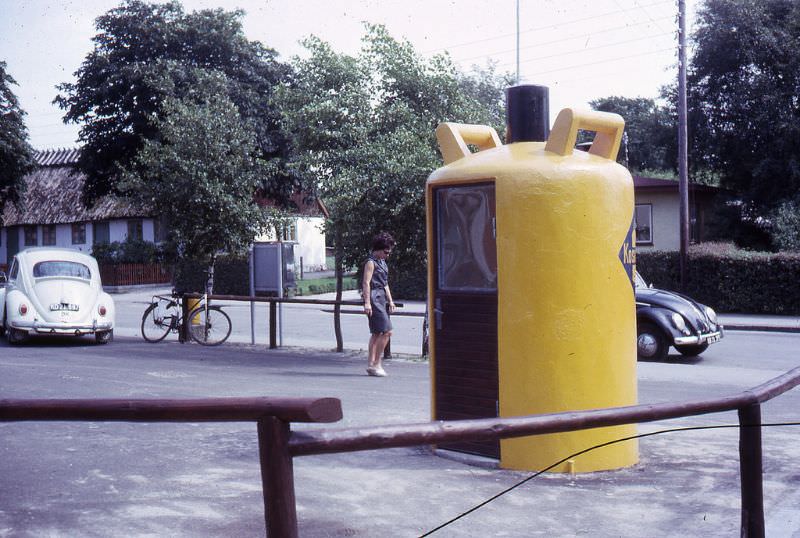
[671,312,690,334]
[705,306,717,324]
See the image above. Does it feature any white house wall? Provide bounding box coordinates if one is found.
[144,220,155,242]
[2,216,326,272]
[0,218,157,265]
[108,220,126,243]
[296,217,327,271]
[254,216,327,272]
[636,191,680,251]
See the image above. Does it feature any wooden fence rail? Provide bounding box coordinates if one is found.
[185,293,414,351]
[0,396,342,537]
[2,367,800,536]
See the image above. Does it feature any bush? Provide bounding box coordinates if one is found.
[351,256,427,301]
[771,200,800,252]
[213,255,250,295]
[390,264,427,300]
[92,239,162,264]
[637,243,800,314]
[172,258,210,294]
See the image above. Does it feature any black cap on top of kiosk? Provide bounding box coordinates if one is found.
[506,85,549,143]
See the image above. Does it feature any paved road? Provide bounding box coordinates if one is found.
[2,330,800,537]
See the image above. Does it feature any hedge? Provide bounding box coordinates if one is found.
[173,255,249,295]
[637,244,800,315]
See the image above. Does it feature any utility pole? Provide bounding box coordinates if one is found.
[678,0,690,291]
[516,0,520,84]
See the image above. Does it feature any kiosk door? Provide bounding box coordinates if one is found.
[433,183,499,458]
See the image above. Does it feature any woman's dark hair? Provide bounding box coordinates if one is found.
[371,231,396,251]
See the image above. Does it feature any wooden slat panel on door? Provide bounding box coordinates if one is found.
[434,292,499,458]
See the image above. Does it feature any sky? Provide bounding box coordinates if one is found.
[0,0,698,150]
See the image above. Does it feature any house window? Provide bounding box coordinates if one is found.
[24,226,38,246]
[127,219,143,241]
[42,224,57,246]
[94,221,110,244]
[72,223,86,245]
[153,217,168,242]
[634,204,653,245]
[279,221,297,242]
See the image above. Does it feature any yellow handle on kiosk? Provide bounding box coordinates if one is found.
[435,122,502,165]
[545,108,625,161]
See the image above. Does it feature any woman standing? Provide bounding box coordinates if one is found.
[362,232,396,377]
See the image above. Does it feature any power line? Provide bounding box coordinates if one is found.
[633,0,670,33]
[452,15,674,65]
[526,46,675,76]
[496,31,675,70]
[422,0,673,54]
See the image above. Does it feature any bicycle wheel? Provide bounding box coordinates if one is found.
[141,303,175,343]
[188,305,232,346]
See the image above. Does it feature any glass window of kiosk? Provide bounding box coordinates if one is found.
[436,184,497,291]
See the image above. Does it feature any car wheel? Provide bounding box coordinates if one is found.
[637,322,668,361]
[7,328,27,345]
[675,343,709,357]
[95,330,113,344]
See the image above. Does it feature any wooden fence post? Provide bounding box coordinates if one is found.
[258,416,298,537]
[739,403,765,538]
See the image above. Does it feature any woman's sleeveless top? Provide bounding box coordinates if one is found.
[368,256,389,289]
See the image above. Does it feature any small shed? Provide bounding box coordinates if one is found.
[633,175,721,251]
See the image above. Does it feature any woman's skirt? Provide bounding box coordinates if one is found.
[368,288,392,334]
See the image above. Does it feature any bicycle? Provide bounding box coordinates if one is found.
[140,291,232,346]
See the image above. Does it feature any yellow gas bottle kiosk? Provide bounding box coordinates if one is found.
[426,85,638,472]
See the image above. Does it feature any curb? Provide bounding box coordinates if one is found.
[723,325,800,334]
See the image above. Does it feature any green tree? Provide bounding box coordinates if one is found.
[688,0,800,214]
[0,60,36,210]
[772,200,800,251]
[589,96,675,174]
[277,26,509,300]
[55,0,294,206]
[119,82,268,291]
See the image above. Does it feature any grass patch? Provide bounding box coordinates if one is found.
[293,275,359,296]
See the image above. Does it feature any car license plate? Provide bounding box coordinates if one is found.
[706,334,721,344]
[50,303,79,311]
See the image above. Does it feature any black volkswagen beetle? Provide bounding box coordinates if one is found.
[635,272,723,360]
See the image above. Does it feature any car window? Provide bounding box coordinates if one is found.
[8,259,18,280]
[634,271,647,289]
[33,261,91,280]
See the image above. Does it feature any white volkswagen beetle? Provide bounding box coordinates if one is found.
[0,248,115,344]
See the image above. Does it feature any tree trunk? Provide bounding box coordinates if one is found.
[334,230,344,353]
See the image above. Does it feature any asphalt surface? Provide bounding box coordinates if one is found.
[2,287,800,537]
[106,283,800,355]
